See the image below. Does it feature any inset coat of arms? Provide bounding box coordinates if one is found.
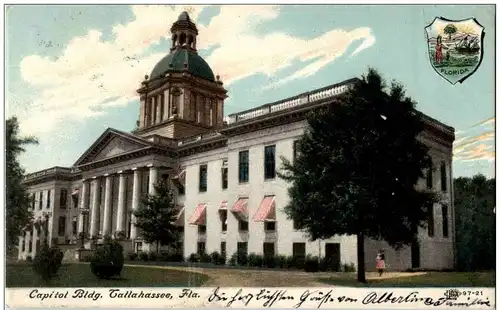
[425,17,485,84]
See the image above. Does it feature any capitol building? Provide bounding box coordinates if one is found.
[18,12,456,271]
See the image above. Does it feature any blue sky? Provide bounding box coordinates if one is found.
[5,5,495,178]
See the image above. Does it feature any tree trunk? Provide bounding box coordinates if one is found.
[357,232,366,283]
[156,241,160,255]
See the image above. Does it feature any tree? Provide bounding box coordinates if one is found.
[279,69,438,282]
[443,24,457,40]
[6,117,37,253]
[454,175,495,271]
[133,180,181,254]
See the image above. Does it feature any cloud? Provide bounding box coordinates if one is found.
[453,117,495,162]
[14,5,375,137]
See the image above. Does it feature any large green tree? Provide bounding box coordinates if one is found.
[279,69,438,282]
[6,117,37,253]
[454,175,495,271]
[133,180,181,254]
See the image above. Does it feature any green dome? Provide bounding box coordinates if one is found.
[149,49,215,81]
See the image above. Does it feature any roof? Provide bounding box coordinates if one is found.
[149,48,215,81]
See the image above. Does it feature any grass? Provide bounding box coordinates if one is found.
[6,263,209,287]
[318,272,496,287]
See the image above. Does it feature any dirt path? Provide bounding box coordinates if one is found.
[125,264,427,287]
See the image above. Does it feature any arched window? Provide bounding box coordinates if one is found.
[179,33,187,46]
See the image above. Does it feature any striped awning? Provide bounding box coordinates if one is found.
[174,206,185,226]
[173,169,186,186]
[253,196,276,222]
[220,200,228,210]
[188,203,206,225]
[231,198,249,221]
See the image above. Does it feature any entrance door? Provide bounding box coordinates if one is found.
[324,243,341,271]
[411,240,420,269]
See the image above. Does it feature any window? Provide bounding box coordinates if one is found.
[197,242,206,254]
[237,242,248,256]
[426,163,433,189]
[221,159,228,189]
[265,221,276,231]
[58,216,66,236]
[21,240,25,252]
[60,189,67,208]
[293,140,299,162]
[28,240,32,253]
[47,190,51,209]
[263,242,275,257]
[72,193,79,209]
[72,217,77,235]
[220,210,227,232]
[442,205,449,238]
[199,165,207,192]
[440,161,447,192]
[293,242,306,258]
[39,192,43,210]
[31,194,35,209]
[221,242,226,258]
[145,176,150,194]
[198,225,206,234]
[135,242,143,252]
[264,145,276,179]
[427,204,435,237]
[238,220,249,232]
[178,185,185,195]
[128,218,132,239]
[238,151,249,183]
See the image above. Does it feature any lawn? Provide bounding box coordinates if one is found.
[319,272,496,287]
[6,263,209,287]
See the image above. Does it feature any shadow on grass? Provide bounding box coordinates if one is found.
[7,263,209,287]
[318,272,496,287]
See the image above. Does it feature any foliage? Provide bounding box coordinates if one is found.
[33,245,64,282]
[127,252,138,261]
[304,255,320,272]
[454,175,495,271]
[199,253,211,263]
[133,180,181,254]
[6,117,37,251]
[188,253,200,263]
[229,253,237,266]
[263,255,276,268]
[148,251,158,261]
[278,69,438,282]
[139,252,149,261]
[90,239,124,279]
[209,251,226,265]
[248,253,264,267]
[443,24,457,39]
[341,262,356,272]
[236,251,248,266]
[26,255,33,262]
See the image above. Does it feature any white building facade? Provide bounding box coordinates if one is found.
[17,12,455,271]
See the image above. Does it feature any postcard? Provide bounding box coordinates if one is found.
[4,3,495,309]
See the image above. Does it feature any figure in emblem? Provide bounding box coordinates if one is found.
[435,35,443,65]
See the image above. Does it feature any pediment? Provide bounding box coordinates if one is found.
[74,128,153,166]
[93,137,143,161]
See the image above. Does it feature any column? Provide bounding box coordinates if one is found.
[116,172,127,234]
[150,97,156,125]
[163,89,169,121]
[78,181,90,234]
[31,225,38,256]
[149,166,158,196]
[102,175,113,238]
[156,95,162,123]
[130,168,142,239]
[89,178,101,238]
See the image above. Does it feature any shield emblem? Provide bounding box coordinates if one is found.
[425,17,485,84]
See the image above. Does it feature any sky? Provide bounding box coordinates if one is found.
[5,4,495,178]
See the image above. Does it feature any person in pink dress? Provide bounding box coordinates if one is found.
[435,35,443,65]
[376,250,385,276]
